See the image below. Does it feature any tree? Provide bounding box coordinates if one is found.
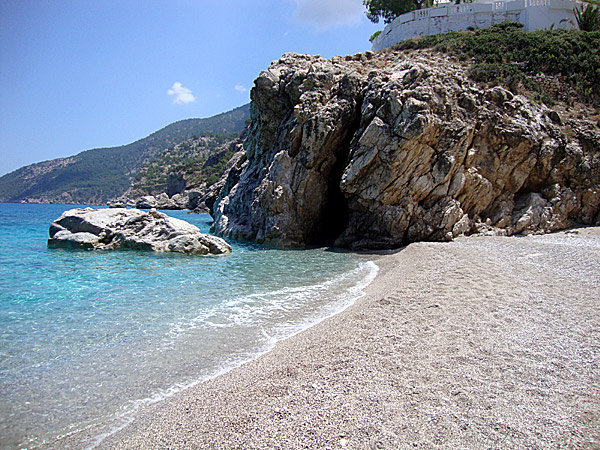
[363,0,434,24]
[562,0,600,31]
[574,1,600,31]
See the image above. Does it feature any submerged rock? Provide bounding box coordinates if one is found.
[48,208,232,255]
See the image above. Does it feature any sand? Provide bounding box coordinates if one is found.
[86,229,600,449]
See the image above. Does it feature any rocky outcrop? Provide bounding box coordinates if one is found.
[194,145,247,215]
[107,200,127,208]
[212,51,600,249]
[132,193,185,210]
[135,196,158,209]
[114,188,205,210]
[166,173,186,197]
[48,208,232,255]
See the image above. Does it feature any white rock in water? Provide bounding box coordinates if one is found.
[48,207,232,255]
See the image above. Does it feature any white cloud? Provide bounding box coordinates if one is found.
[167,82,196,104]
[234,84,247,93]
[293,0,365,28]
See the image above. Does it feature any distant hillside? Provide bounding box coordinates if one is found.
[0,104,250,204]
[127,132,241,198]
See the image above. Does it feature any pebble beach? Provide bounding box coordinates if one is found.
[75,228,599,449]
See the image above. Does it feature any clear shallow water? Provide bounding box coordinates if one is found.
[0,203,376,449]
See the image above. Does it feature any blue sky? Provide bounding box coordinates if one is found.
[0,0,381,176]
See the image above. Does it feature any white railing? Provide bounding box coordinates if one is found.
[449,4,475,14]
[416,8,430,19]
[374,0,577,51]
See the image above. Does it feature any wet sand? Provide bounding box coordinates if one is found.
[91,229,600,449]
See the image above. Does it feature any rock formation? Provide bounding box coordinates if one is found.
[135,196,158,209]
[212,51,600,249]
[166,173,186,197]
[48,208,232,255]
[111,187,207,211]
[195,145,246,215]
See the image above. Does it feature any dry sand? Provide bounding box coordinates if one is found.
[91,229,600,449]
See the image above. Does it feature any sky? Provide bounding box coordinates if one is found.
[0,0,381,176]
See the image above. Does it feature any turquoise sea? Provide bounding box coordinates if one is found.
[0,203,377,449]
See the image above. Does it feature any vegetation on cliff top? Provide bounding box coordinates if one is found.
[393,22,600,104]
[365,0,599,29]
[573,0,600,32]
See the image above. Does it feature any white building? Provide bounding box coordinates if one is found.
[372,0,580,50]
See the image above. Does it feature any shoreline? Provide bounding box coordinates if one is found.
[93,259,380,450]
[71,229,599,449]
[39,254,378,450]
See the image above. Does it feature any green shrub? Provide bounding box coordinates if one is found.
[370,30,383,42]
[394,22,600,102]
[468,62,536,92]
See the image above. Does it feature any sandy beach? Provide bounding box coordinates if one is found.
[83,229,600,449]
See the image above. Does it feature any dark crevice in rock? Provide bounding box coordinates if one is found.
[314,153,350,246]
[312,95,365,247]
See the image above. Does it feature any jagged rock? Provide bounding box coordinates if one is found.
[185,188,205,210]
[130,191,199,211]
[154,193,178,210]
[212,51,600,249]
[166,173,186,197]
[195,145,246,215]
[136,196,157,209]
[48,208,232,255]
[170,192,189,209]
[154,192,191,210]
[110,197,135,208]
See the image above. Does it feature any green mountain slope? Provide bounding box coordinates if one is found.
[129,132,240,197]
[0,104,250,204]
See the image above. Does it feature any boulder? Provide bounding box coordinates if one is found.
[48,208,232,255]
[170,193,189,209]
[155,193,178,210]
[107,200,125,208]
[136,196,157,209]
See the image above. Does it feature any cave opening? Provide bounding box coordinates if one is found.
[311,116,361,247]
[299,84,365,248]
[314,162,350,247]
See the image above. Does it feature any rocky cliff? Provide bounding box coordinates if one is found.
[212,50,600,249]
